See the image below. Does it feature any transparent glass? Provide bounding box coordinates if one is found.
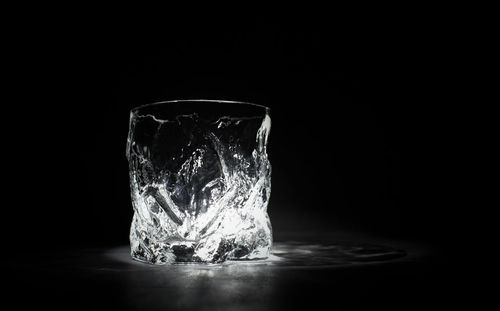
[126,100,273,264]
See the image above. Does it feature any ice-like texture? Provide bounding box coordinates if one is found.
[126,103,272,264]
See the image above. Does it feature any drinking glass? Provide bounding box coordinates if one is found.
[126,100,272,264]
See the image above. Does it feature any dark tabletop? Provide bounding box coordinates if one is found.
[4,232,448,310]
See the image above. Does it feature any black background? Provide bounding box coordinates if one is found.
[2,10,459,310]
[4,13,448,252]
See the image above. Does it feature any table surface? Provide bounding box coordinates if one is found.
[4,232,448,310]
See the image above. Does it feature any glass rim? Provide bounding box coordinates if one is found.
[131,99,270,115]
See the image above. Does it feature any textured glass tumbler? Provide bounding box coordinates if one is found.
[126,100,272,264]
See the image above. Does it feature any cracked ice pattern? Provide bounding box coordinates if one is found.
[126,103,272,264]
